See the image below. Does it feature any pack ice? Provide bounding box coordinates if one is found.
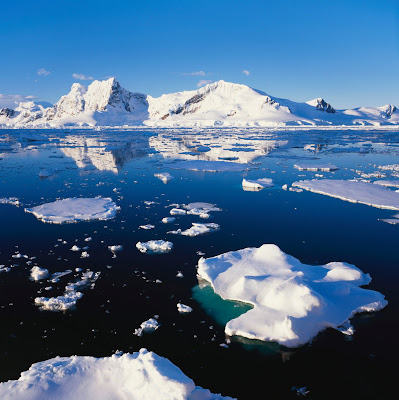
[197,244,387,347]
[292,179,399,210]
[25,197,120,223]
[0,349,234,400]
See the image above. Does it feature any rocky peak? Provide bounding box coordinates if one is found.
[307,98,336,113]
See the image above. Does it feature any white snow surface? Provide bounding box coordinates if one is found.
[294,163,338,171]
[293,179,399,210]
[25,197,120,223]
[0,348,234,400]
[168,223,220,237]
[136,240,173,254]
[242,178,274,191]
[197,244,387,347]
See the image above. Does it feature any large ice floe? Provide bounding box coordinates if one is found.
[242,178,274,191]
[25,197,120,223]
[197,244,387,347]
[168,223,220,237]
[0,348,234,400]
[136,240,173,254]
[292,179,399,210]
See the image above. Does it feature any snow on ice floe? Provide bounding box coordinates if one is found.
[30,266,49,281]
[154,172,174,183]
[25,197,120,224]
[177,303,193,313]
[136,240,173,254]
[197,244,387,347]
[374,180,399,188]
[170,160,249,172]
[294,163,338,171]
[168,223,220,237]
[134,317,160,336]
[0,197,20,206]
[0,348,234,400]
[293,179,399,210]
[242,178,274,191]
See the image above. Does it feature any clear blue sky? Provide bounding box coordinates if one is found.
[1,0,398,108]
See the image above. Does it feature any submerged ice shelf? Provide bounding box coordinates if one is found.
[0,349,234,400]
[197,244,387,347]
[25,197,120,224]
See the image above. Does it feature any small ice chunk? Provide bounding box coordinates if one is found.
[242,178,274,191]
[30,266,49,281]
[0,197,20,206]
[84,237,92,242]
[139,224,155,230]
[80,251,90,258]
[136,240,173,254]
[162,217,176,224]
[134,317,160,336]
[170,208,187,215]
[176,271,184,278]
[294,163,338,171]
[51,270,73,283]
[168,223,220,237]
[154,172,174,183]
[108,245,123,252]
[35,291,83,311]
[282,184,288,190]
[25,197,120,224]
[70,245,81,252]
[177,303,193,313]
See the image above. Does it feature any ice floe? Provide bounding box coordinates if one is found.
[0,197,20,206]
[154,172,174,183]
[168,223,220,237]
[294,163,338,171]
[25,197,120,224]
[197,243,387,347]
[170,208,187,215]
[177,303,193,313]
[242,178,274,191]
[139,224,155,230]
[134,317,160,336]
[293,179,399,210]
[34,291,84,312]
[162,217,175,224]
[0,348,234,400]
[136,240,173,254]
[108,245,123,257]
[374,180,399,188]
[30,266,49,281]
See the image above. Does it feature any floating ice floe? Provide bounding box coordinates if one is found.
[374,180,399,188]
[34,291,84,312]
[242,178,274,191]
[0,197,20,206]
[30,266,49,281]
[65,270,100,292]
[184,202,221,218]
[292,179,399,210]
[154,172,174,183]
[70,245,80,251]
[134,317,160,336]
[139,224,155,230]
[294,163,338,171]
[379,214,399,225]
[0,348,234,400]
[136,240,173,254]
[162,217,175,224]
[170,160,249,172]
[108,245,123,256]
[0,265,11,273]
[80,251,90,258]
[177,303,193,313]
[378,163,399,172]
[50,270,73,283]
[25,197,120,224]
[170,208,187,215]
[168,223,220,237]
[197,243,387,347]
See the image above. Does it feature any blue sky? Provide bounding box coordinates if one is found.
[1,0,398,108]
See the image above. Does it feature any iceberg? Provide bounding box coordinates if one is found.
[293,179,399,210]
[197,244,387,347]
[0,348,234,400]
[25,197,120,224]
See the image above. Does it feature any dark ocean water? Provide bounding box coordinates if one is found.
[0,128,398,399]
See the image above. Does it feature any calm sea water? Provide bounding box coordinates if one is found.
[0,128,398,399]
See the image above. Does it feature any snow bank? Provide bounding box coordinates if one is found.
[168,223,220,237]
[154,172,174,183]
[0,348,234,400]
[197,244,387,347]
[242,178,274,191]
[294,163,338,171]
[25,197,120,224]
[136,240,173,254]
[293,179,399,210]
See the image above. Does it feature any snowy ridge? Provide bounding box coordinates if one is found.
[1,78,399,127]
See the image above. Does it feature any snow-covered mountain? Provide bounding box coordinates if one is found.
[1,78,398,127]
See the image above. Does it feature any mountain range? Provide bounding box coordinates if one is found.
[0,78,398,128]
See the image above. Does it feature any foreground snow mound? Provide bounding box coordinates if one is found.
[25,197,120,223]
[293,179,399,210]
[242,178,274,191]
[0,349,234,400]
[197,244,387,347]
[136,240,173,254]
